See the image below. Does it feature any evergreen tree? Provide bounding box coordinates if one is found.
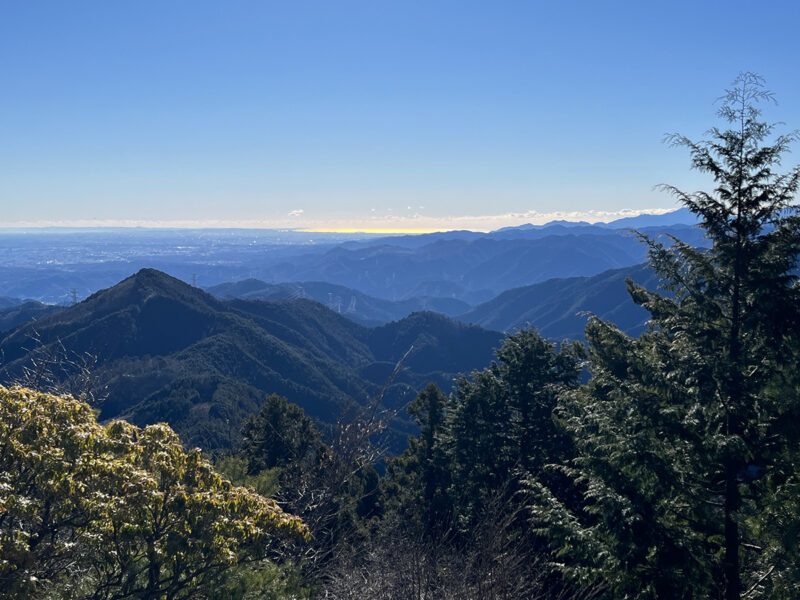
[529,73,800,599]
[447,330,582,533]
[494,328,582,472]
[241,394,325,477]
[381,383,453,538]
[408,383,452,533]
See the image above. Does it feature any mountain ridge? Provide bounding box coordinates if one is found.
[0,269,503,452]
[459,263,659,338]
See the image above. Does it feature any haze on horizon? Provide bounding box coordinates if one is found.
[1,1,799,232]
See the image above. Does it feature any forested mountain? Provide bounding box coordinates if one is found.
[0,301,64,333]
[207,263,664,340]
[459,263,659,337]
[207,278,471,325]
[4,79,800,600]
[261,224,706,304]
[1,210,703,305]
[0,269,502,451]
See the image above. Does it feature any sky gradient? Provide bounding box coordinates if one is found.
[2,1,799,231]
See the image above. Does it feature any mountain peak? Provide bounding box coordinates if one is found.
[0,269,223,363]
[127,268,190,290]
[85,268,214,309]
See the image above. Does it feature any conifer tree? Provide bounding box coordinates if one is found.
[407,383,452,534]
[529,73,800,600]
[644,72,800,599]
[494,328,582,472]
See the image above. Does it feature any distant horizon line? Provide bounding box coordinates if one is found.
[0,207,679,234]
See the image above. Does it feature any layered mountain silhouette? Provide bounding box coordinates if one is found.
[207,279,471,325]
[0,211,702,454]
[0,269,502,451]
[0,301,64,334]
[459,263,660,338]
[260,223,705,303]
[0,296,23,309]
[2,209,703,306]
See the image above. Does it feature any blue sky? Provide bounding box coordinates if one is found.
[1,1,799,231]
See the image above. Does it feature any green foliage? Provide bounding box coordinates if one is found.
[494,328,583,471]
[528,73,800,600]
[206,559,310,600]
[384,330,582,539]
[0,269,504,455]
[383,383,452,535]
[214,456,281,498]
[0,386,306,599]
[241,394,325,476]
[236,393,387,584]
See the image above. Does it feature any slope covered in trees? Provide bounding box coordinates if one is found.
[0,270,502,451]
[459,262,659,337]
[207,279,471,326]
[525,72,800,600]
[0,301,63,334]
[224,73,800,600]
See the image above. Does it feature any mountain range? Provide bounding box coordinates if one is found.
[0,209,702,305]
[205,262,661,340]
[0,210,703,454]
[260,223,704,304]
[0,269,502,452]
[459,263,660,338]
[206,279,471,326]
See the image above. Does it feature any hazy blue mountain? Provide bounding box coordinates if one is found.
[263,225,705,303]
[602,207,698,228]
[493,220,593,232]
[0,297,24,309]
[206,279,471,325]
[344,208,695,246]
[1,210,705,305]
[0,269,502,451]
[459,264,660,339]
[491,207,697,233]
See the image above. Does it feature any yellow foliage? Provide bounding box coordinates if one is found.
[0,386,307,598]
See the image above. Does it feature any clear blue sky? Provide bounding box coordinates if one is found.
[1,1,799,231]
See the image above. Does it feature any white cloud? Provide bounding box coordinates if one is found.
[298,207,676,232]
[0,207,677,232]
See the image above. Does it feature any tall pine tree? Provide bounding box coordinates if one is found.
[530,74,800,599]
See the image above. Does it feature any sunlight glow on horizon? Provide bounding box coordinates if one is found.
[0,207,678,233]
[2,3,798,227]
[300,228,450,234]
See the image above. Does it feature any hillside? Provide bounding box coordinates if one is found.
[207,278,471,325]
[0,301,64,334]
[0,296,23,309]
[261,224,705,303]
[0,269,503,451]
[459,263,660,339]
[1,211,705,306]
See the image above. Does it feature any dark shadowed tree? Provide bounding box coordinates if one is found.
[528,73,800,600]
